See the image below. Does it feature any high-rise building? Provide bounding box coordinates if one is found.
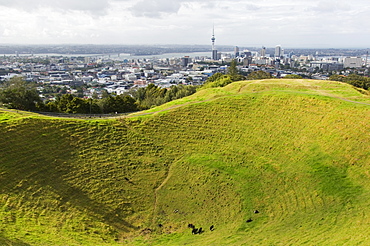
[234,46,240,57]
[211,26,218,60]
[212,50,218,60]
[261,46,266,57]
[275,45,282,58]
[242,50,252,58]
[181,56,190,67]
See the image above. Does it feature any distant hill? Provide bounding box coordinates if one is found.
[1,79,370,245]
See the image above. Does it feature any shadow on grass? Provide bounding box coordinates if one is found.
[42,173,137,232]
[0,120,137,233]
[0,234,31,246]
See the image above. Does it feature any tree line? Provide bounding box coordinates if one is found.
[329,74,370,91]
[202,60,274,89]
[0,77,197,114]
[0,68,312,113]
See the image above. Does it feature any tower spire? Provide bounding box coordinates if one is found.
[211,25,218,60]
[211,25,216,51]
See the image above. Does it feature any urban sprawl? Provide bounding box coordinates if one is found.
[0,44,369,102]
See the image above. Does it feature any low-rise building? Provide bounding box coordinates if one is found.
[344,57,363,68]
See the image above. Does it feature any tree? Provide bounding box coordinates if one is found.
[0,77,41,110]
[92,91,99,99]
[227,59,239,80]
[118,95,137,113]
[101,89,110,99]
[99,95,116,113]
[202,76,233,89]
[130,84,167,110]
[44,101,59,112]
[56,94,74,113]
[99,95,138,114]
[227,59,245,81]
[284,74,303,79]
[128,83,197,110]
[206,72,224,83]
[247,71,272,80]
[65,97,89,114]
[88,99,102,114]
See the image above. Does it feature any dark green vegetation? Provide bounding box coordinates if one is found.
[202,60,245,89]
[330,74,370,91]
[42,84,196,114]
[1,79,370,245]
[130,84,197,111]
[284,74,303,79]
[246,70,273,80]
[43,93,137,114]
[0,77,41,111]
[0,77,197,113]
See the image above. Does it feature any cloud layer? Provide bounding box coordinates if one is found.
[0,0,113,14]
[130,0,183,18]
[0,0,368,48]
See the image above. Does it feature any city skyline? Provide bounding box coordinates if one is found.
[0,0,369,48]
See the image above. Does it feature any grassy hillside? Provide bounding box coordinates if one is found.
[1,79,370,245]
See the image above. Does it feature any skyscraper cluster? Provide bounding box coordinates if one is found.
[210,27,284,63]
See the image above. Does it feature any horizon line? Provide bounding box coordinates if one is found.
[0,43,368,50]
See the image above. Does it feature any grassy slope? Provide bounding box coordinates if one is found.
[1,79,370,245]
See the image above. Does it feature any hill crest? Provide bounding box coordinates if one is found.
[1,79,370,245]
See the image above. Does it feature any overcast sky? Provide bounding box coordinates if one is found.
[0,0,369,48]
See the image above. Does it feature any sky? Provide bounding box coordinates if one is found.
[0,0,369,48]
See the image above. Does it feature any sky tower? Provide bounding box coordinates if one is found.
[211,26,218,60]
[211,26,215,49]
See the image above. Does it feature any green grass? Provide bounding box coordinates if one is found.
[1,79,370,245]
[128,79,370,117]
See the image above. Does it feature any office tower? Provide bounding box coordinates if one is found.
[261,46,266,57]
[234,46,240,57]
[275,45,282,58]
[181,56,190,67]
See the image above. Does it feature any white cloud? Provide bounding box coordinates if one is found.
[310,0,351,13]
[0,0,368,48]
[129,0,182,18]
[0,0,114,15]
